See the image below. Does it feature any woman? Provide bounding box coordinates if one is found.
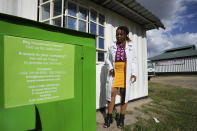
[104,26,137,128]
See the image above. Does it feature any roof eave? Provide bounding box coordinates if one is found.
[91,0,165,30]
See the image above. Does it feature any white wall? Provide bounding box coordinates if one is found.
[0,0,149,109]
[89,1,148,109]
[0,0,38,20]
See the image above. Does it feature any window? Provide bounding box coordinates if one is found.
[90,9,105,62]
[38,0,105,62]
[66,2,88,32]
[39,0,63,26]
[41,3,50,21]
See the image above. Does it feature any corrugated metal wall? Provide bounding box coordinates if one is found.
[154,57,197,72]
[0,0,38,20]
[94,2,148,109]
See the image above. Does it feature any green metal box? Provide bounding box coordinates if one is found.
[0,13,96,131]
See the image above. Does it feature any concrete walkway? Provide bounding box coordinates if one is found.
[96,98,152,131]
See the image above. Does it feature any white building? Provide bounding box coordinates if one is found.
[0,0,164,109]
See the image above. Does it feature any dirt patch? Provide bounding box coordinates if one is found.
[150,76,197,90]
[96,98,152,131]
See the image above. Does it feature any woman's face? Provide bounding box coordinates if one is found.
[116,29,126,43]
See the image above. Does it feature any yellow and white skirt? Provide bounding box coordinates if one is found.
[112,62,126,88]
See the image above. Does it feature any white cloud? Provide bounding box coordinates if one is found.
[136,0,197,58]
[171,32,197,47]
[146,30,173,57]
[184,13,196,18]
[147,30,197,58]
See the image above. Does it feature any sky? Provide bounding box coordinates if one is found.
[136,0,197,58]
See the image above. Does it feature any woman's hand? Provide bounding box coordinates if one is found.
[131,75,136,83]
[109,69,115,77]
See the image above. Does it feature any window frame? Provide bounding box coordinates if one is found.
[65,1,88,32]
[89,7,106,63]
[38,0,106,62]
[39,0,64,27]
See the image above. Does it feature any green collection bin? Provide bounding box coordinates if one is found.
[0,13,96,131]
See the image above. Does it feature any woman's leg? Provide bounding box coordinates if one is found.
[108,87,118,114]
[120,88,127,114]
[104,87,118,128]
[117,88,127,128]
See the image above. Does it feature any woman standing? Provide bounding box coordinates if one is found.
[104,26,137,128]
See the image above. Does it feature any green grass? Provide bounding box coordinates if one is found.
[123,125,132,131]
[127,82,197,131]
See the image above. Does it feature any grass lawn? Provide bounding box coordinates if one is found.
[125,82,197,131]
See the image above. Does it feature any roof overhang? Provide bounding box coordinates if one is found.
[91,0,165,30]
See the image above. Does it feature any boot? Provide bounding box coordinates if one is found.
[103,114,113,128]
[117,114,124,128]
